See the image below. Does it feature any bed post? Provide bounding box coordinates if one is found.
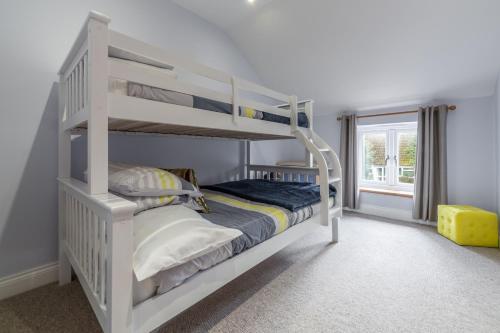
[58,74,72,285]
[304,101,314,168]
[246,141,251,179]
[87,12,110,195]
[238,140,251,180]
[106,211,134,333]
[87,12,134,333]
[331,150,342,243]
[331,217,339,243]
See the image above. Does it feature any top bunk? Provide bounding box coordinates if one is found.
[58,11,314,141]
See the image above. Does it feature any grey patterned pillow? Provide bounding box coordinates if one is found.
[86,163,204,214]
[108,163,180,196]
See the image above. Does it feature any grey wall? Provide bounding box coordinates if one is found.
[314,113,342,156]
[250,140,305,165]
[314,95,498,217]
[0,0,263,278]
[443,96,497,212]
[71,135,244,185]
[496,72,500,215]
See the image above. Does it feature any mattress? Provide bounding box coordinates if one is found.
[133,190,333,305]
[108,58,309,128]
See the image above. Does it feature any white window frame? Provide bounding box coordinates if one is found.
[357,122,417,192]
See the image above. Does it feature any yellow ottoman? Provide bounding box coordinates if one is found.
[438,205,499,247]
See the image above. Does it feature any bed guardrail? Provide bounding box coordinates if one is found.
[59,12,110,133]
[107,29,296,128]
[61,49,88,130]
[248,164,319,183]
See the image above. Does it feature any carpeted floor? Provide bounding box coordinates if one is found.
[1,214,500,333]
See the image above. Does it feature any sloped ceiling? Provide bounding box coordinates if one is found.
[171,0,275,30]
[174,0,500,114]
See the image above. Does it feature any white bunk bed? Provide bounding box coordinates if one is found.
[58,11,342,333]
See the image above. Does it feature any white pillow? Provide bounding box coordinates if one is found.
[133,205,242,281]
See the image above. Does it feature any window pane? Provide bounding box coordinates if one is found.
[362,133,386,182]
[398,132,417,184]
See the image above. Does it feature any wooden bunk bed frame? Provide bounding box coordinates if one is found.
[57,11,342,333]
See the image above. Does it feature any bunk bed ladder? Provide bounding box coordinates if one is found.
[290,97,342,241]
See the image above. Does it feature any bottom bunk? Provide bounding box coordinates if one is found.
[133,188,335,306]
[58,166,340,333]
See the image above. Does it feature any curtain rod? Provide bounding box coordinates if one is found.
[336,105,456,121]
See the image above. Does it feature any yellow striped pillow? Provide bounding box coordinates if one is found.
[108,163,182,197]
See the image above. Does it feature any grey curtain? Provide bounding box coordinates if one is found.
[340,114,359,209]
[413,105,448,221]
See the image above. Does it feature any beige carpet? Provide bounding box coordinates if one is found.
[1,214,500,333]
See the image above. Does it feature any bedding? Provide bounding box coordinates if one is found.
[134,82,310,127]
[133,204,242,282]
[108,74,309,127]
[106,163,205,214]
[202,179,336,212]
[132,193,333,304]
[131,179,336,303]
[203,190,323,255]
[101,163,208,214]
[133,243,233,305]
[123,193,185,215]
[108,163,201,197]
[127,81,193,107]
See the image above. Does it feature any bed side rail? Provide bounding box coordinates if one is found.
[58,177,136,333]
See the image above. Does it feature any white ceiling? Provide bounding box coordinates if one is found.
[172,0,274,30]
[174,0,500,114]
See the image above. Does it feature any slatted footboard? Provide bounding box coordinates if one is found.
[58,178,136,333]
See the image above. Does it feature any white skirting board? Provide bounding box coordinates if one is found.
[345,204,437,227]
[0,262,59,301]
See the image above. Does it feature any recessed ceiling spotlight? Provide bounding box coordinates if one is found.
[248,0,255,4]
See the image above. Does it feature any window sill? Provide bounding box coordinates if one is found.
[359,187,414,198]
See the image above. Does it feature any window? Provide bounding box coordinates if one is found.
[358,122,417,192]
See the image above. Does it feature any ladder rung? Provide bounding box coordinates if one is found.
[329,177,341,183]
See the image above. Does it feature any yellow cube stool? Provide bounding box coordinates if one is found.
[438,205,499,247]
